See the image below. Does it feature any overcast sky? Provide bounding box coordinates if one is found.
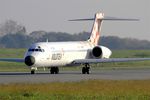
[0,0,149,40]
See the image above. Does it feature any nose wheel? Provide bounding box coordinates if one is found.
[82,63,90,74]
[30,67,37,74]
[31,70,35,74]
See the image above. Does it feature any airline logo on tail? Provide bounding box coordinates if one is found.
[89,13,104,45]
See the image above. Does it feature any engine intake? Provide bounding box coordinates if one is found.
[92,46,102,58]
[90,46,112,58]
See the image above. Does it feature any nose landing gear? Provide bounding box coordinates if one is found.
[30,67,37,74]
[31,70,35,74]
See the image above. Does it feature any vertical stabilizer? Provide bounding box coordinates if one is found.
[88,13,104,45]
[69,12,138,45]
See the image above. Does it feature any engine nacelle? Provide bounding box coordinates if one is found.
[91,46,112,58]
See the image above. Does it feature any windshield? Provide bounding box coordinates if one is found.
[28,48,44,52]
[28,45,45,52]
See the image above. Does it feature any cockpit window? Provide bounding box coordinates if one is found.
[28,45,45,52]
[28,48,45,52]
[35,49,39,51]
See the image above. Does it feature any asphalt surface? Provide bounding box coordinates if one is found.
[1,69,150,84]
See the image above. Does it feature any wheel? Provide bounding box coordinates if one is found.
[50,67,54,74]
[31,70,35,74]
[55,67,59,74]
[50,67,59,74]
[82,67,86,74]
[82,64,90,74]
[86,67,90,74]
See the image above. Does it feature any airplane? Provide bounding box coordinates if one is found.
[0,12,150,74]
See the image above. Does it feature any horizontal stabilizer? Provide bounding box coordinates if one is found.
[69,18,94,21]
[103,16,139,21]
[69,17,139,21]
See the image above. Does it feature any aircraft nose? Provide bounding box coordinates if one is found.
[25,56,35,66]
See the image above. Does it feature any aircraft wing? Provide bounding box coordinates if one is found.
[72,58,150,64]
[0,58,24,63]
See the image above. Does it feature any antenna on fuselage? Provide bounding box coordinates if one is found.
[46,39,49,42]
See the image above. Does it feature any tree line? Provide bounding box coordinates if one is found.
[0,20,150,49]
[0,31,150,49]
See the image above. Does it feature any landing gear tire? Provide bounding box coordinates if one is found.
[31,70,35,74]
[82,64,90,74]
[82,67,86,74]
[55,67,59,74]
[50,67,59,74]
[82,67,90,74]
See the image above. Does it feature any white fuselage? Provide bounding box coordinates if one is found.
[25,41,112,68]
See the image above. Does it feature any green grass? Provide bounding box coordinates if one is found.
[1,80,150,100]
[0,49,29,71]
[0,48,25,58]
[112,50,150,58]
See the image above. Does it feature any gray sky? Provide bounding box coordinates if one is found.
[0,0,149,40]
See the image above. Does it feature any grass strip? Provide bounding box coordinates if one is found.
[0,80,150,100]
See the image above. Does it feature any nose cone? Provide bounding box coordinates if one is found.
[25,56,35,66]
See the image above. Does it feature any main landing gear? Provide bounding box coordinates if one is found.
[30,67,59,74]
[30,66,90,74]
[50,67,59,74]
[82,63,90,74]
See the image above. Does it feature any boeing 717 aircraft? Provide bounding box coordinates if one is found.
[0,12,150,74]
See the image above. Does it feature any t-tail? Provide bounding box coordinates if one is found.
[69,12,139,45]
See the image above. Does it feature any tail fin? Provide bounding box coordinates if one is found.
[69,12,139,46]
[88,13,104,45]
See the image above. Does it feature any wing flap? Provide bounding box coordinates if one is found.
[73,58,150,64]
